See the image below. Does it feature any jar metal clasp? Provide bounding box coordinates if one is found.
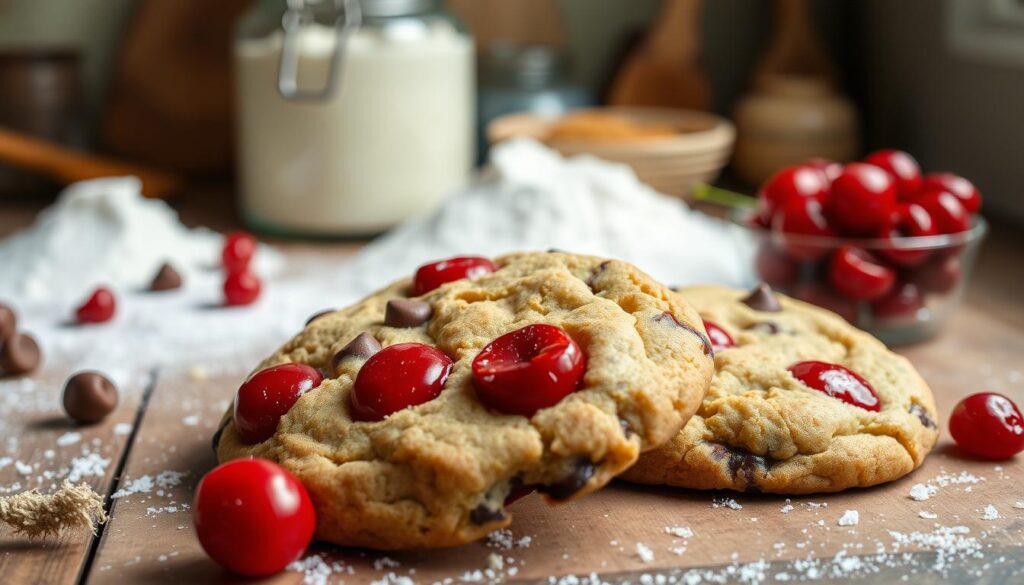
[278,0,361,101]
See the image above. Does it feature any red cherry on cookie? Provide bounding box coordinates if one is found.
[921,172,981,214]
[949,392,1024,459]
[771,196,834,261]
[412,256,497,296]
[76,287,116,324]
[702,320,734,353]
[351,343,453,421]
[879,203,938,266]
[194,459,314,577]
[222,231,257,273]
[757,165,830,223]
[824,163,897,235]
[472,324,586,417]
[234,363,323,443]
[915,189,971,234]
[224,270,262,306]
[863,149,923,201]
[788,361,880,411]
[828,246,896,301]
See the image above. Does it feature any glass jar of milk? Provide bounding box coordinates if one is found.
[234,0,474,237]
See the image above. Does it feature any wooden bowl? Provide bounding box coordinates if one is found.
[488,107,735,197]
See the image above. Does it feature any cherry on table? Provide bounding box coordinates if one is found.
[788,361,880,411]
[76,287,116,324]
[222,231,257,273]
[828,245,896,301]
[702,319,734,353]
[234,363,324,443]
[194,459,315,577]
[412,256,497,296]
[863,149,923,201]
[921,172,981,214]
[472,324,586,417]
[949,392,1024,459]
[757,164,831,224]
[224,270,262,306]
[351,343,453,421]
[824,162,897,235]
[915,189,971,234]
[871,281,925,322]
[879,203,938,266]
[771,196,835,261]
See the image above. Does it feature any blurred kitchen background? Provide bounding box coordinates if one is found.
[0,0,1021,223]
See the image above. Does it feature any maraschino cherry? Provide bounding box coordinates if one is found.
[828,246,895,301]
[234,363,323,443]
[921,172,981,214]
[412,256,497,296]
[224,270,262,306]
[757,164,830,223]
[788,361,880,411]
[351,343,453,421]
[76,287,116,324]
[824,163,897,235]
[879,203,937,266]
[915,189,971,234]
[864,149,923,200]
[702,320,734,353]
[194,459,315,576]
[472,324,586,417]
[949,392,1024,459]
[871,282,925,321]
[222,231,257,273]
[771,196,834,260]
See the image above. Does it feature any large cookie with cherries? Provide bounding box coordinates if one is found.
[215,252,713,549]
[622,284,939,494]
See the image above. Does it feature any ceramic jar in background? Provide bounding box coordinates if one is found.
[732,75,859,187]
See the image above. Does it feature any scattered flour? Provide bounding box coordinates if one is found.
[712,497,743,510]
[67,453,110,482]
[665,526,694,538]
[56,432,82,447]
[910,483,938,501]
[181,415,200,427]
[920,510,938,519]
[981,505,1000,520]
[113,423,133,436]
[838,510,860,526]
[635,542,655,563]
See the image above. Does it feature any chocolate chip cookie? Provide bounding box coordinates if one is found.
[215,252,713,549]
[622,284,939,494]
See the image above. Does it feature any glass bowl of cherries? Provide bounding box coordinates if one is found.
[738,149,987,345]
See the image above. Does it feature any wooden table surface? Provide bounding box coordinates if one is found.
[1,192,1023,584]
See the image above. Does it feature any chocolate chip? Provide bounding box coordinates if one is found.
[211,416,232,454]
[62,372,118,424]
[0,304,16,340]
[741,282,782,312]
[585,260,611,288]
[384,299,432,328]
[538,458,597,501]
[909,403,937,429]
[710,443,769,493]
[747,321,780,334]
[470,502,508,525]
[0,333,41,376]
[305,309,335,326]
[653,311,713,357]
[331,332,382,371]
[149,262,183,291]
[619,417,634,437]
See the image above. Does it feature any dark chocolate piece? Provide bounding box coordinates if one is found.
[331,332,382,370]
[909,403,937,429]
[149,262,183,291]
[305,309,335,326]
[741,282,782,312]
[710,443,769,493]
[384,299,433,328]
[538,458,597,501]
[0,304,16,340]
[211,416,232,454]
[470,502,508,525]
[653,311,713,357]
[0,333,41,375]
[585,260,612,288]
[62,371,118,424]
[747,321,780,335]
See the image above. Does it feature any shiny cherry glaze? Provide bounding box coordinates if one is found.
[804,158,843,183]
[880,202,938,266]
[921,172,981,214]
[949,392,1024,459]
[824,163,897,235]
[472,324,586,417]
[234,363,323,443]
[412,256,497,296]
[871,281,924,321]
[194,459,314,576]
[76,287,116,324]
[788,361,880,411]
[754,243,800,288]
[864,149,923,201]
[222,231,257,273]
[702,320,734,353]
[915,189,971,234]
[224,270,262,306]
[351,343,453,421]
[757,165,830,223]
[828,245,896,301]
[771,196,835,261]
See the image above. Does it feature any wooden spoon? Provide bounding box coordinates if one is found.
[0,127,183,198]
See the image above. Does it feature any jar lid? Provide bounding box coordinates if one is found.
[361,0,438,17]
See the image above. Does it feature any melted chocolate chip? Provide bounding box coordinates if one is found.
[0,333,41,375]
[538,458,597,501]
[710,443,769,493]
[747,321,780,335]
[653,311,713,357]
[586,260,612,288]
[384,299,433,328]
[211,416,232,454]
[149,262,183,291]
[470,502,508,525]
[619,417,634,437]
[741,282,782,312]
[909,403,937,429]
[62,371,118,424]
[0,304,16,340]
[305,309,335,326]
[331,332,382,370]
